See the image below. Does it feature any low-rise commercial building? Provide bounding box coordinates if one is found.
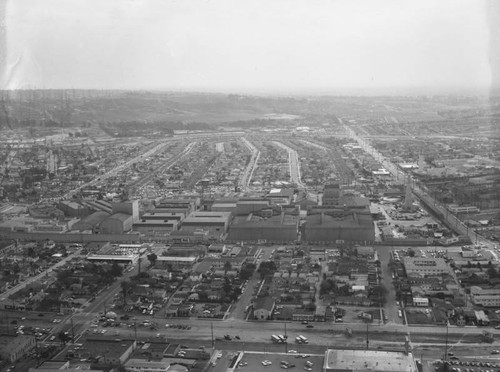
[470,286,500,307]
[0,334,36,362]
[402,257,451,277]
[323,348,417,372]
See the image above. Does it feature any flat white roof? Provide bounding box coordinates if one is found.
[156,256,196,262]
[87,254,138,260]
[324,349,417,372]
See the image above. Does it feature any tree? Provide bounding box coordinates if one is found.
[110,262,123,278]
[223,261,232,273]
[487,266,497,279]
[27,246,36,257]
[370,284,389,304]
[138,257,142,274]
[147,253,158,267]
[257,261,277,279]
[58,331,72,344]
[230,287,242,302]
[239,266,254,281]
[121,280,133,305]
[198,290,209,302]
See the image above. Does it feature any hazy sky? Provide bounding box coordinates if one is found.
[2,0,496,94]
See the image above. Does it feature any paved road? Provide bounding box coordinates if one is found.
[376,246,402,325]
[272,141,304,188]
[344,124,496,250]
[239,137,260,191]
[0,248,82,305]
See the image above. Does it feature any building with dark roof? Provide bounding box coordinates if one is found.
[180,211,231,238]
[133,219,178,235]
[266,188,294,205]
[57,200,91,218]
[303,208,375,244]
[227,212,299,243]
[71,211,110,232]
[78,338,136,367]
[100,212,134,234]
[112,200,139,223]
[0,334,36,362]
[253,296,275,320]
[323,183,340,206]
[235,199,271,215]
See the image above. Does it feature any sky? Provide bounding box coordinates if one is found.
[1,0,497,94]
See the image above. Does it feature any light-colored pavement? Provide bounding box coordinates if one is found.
[239,137,260,191]
[271,141,304,188]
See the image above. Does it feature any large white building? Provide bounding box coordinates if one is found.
[402,257,451,277]
[323,348,417,372]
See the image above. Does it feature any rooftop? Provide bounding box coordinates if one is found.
[324,349,417,372]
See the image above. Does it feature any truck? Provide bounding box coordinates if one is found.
[271,335,282,343]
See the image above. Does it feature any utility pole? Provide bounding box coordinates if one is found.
[284,322,288,353]
[366,321,369,350]
[71,317,75,344]
[211,322,214,351]
[443,320,449,361]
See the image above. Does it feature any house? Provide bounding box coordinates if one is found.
[253,296,275,321]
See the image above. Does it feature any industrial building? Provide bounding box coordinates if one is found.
[100,212,134,234]
[57,200,91,218]
[69,201,139,234]
[180,211,232,238]
[266,188,294,205]
[133,219,179,235]
[155,198,197,215]
[235,199,271,215]
[71,211,110,232]
[303,208,375,244]
[227,213,299,243]
[323,183,341,206]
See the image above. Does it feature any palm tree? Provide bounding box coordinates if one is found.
[121,281,132,305]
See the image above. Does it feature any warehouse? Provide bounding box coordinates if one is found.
[180,211,232,237]
[100,213,134,234]
[227,213,299,243]
[71,211,110,232]
[303,210,375,244]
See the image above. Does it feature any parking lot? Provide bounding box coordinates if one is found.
[230,351,324,372]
